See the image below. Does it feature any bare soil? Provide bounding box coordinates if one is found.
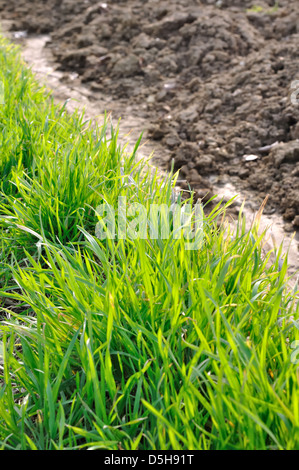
[0,0,299,278]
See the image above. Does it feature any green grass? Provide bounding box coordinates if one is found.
[0,35,299,450]
[246,2,280,14]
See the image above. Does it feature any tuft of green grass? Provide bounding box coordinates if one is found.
[0,34,299,450]
[246,2,279,14]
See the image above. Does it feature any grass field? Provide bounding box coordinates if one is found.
[0,35,299,450]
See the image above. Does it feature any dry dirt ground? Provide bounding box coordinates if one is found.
[0,0,299,277]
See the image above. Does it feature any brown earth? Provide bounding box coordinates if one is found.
[0,0,299,228]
